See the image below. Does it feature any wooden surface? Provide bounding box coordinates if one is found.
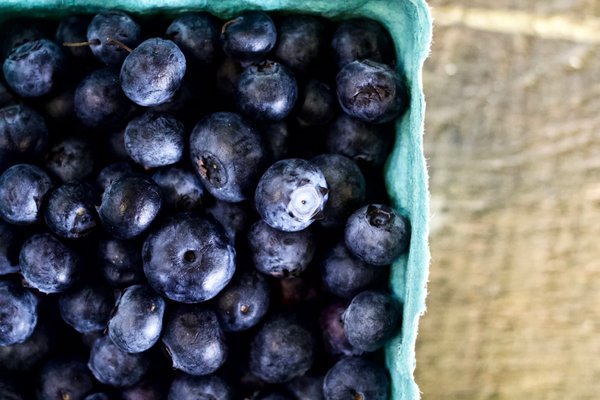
[415,1,600,399]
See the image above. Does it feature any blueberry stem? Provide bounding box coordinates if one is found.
[106,37,133,53]
[62,39,101,47]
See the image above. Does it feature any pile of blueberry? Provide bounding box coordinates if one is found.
[0,9,411,400]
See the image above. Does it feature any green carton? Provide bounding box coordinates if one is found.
[0,1,432,398]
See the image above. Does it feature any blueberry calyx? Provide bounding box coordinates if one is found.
[287,185,328,223]
[367,204,394,228]
[196,154,227,189]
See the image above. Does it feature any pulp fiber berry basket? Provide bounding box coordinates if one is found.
[0,0,432,398]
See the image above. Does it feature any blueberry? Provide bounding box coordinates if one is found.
[295,79,336,127]
[249,314,315,383]
[311,154,366,229]
[0,280,38,345]
[285,374,324,400]
[142,212,235,303]
[58,284,113,333]
[168,373,234,400]
[343,291,401,352]
[88,335,151,388]
[215,270,270,332]
[204,199,250,242]
[120,378,169,400]
[152,167,205,211]
[37,359,96,400]
[56,15,94,60]
[44,182,98,239]
[98,237,144,287]
[124,111,185,169]
[235,60,298,122]
[74,68,133,129]
[98,175,163,240]
[166,13,220,67]
[255,158,328,232]
[248,220,315,278]
[0,164,53,225]
[0,316,49,370]
[190,112,268,202]
[42,84,77,122]
[336,59,408,124]
[108,284,165,353]
[0,221,22,275]
[3,39,66,97]
[260,120,291,161]
[344,204,410,266]
[162,305,228,376]
[120,38,186,107]
[87,11,141,67]
[0,104,48,171]
[331,18,395,68]
[221,11,276,65]
[320,302,362,357]
[274,15,328,75]
[274,275,318,308]
[95,162,135,195]
[0,18,45,60]
[323,356,390,400]
[19,233,81,293]
[106,128,129,161]
[44,137,95,183]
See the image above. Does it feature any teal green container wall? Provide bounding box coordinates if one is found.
[0,1,432,399]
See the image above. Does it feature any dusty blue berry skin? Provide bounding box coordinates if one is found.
[0,221,21,275]
[108,284,165,353]
[37,359,97,400]
[343,291,401,352]
[98,238,144,287]
[125,111,185,169]
[0,322,49,371]
[56,15,93,60]
[120,38,187,107]
[274,15,327,75]
[295,80,336,127]
[0,104,48,171]
[19,233,81,294]
[75,68,132,129]
[168,373,234,400]
[323,356,390,400]
[44,137,95,183]
[152,167,204,211]
[3,39,66,97]
[143,212,235,303]
[44,182,98,239]
[87,11,141,67]
[250,314,315,383]
[58,284,113,333]
[320,301,362,357]
[215,270,270,332]
[166,13,220,67]
[96,162,135,195]
[88,335,151,388]
[336,59,408,124]
[0,280,38,346]
[0,164,53,225]
[98,175,163,240]
[331,18,395,69]
[286,375,324,400]
[221,11,276,65]
[312,154,366,229]
[344,204,410,266]
[235,61,298,123]
[255,158,328,232]
[190,112,268,202]
[162,305,228,376]
[248,220,315,278]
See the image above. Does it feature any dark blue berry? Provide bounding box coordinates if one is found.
[120,38,186,107]
[124,111,185,169]
[204,199,250,242]
[152,167,205,211]
[343,291,401,352]
[0,104,48,171]
[43,84,76,122]
[331,18,395,68]
[98,175,163,240]
[88,335,151,388]
[345,204,410,266]
[323,356,390,400]
[56,15,94,60]
[143,212,235,303]
[168,373,234,400]
[336,59,408,124]
[215,270,270,332]
[120,378,169,400]
[87,11,141,67]
[74,68,133,129]
[320,301,362,357]
[166,13,220,67]
[285,375,324,400]
[0,221,21,275]
[19,233,81,293]
[44,182,98,239]
[255,158,328,232]
[248,220,315,277]
[295,80,336,126]
[260,121,290,161]
[221,11,276,65]
[44,137,95,183]
[3,39,66,97]
[0,18,44,60]
[96,162,135,195]
[108,284,165,353]
[274,15,327,75]
[0,280,38,345]
[37,359,96,400]
[249,314,315,383]
[190,112,268,202]
[106,128,129,161]
[58,284,113,333]
[0,164,53,225]
[98,237,144,287]
[235,61,298,122]
[162,304,228,376]
[0,322,50,371]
